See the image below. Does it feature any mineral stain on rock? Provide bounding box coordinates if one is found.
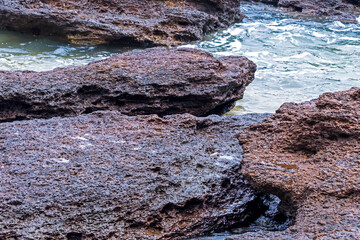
[0,48,256,122]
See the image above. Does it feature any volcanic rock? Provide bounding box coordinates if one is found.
[0,111,270,240]
[229,88,360,239]
[248,0,360,23]
[0,48,256,122]
[0,0,244,46]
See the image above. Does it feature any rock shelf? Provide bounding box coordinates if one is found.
[0,0,244,46]
[0,48,256,122]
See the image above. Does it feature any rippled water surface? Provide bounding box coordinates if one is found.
[0,2,359,114]
[189,2,360,114]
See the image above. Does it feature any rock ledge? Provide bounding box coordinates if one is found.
[0,48,256,122]
[0,0,244,46]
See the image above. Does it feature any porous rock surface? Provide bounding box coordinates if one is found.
[228,88,360,239]
[0,0,244,46]
[0,111,270,240]
[248,0,360,23]
[0,48,256,122]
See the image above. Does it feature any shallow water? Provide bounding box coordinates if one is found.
[188,2,360,114]
[0,30,133,72]
[0,2,359,114]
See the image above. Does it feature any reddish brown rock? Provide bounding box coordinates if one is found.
[0,48,256,122]
[0,0,244,46]
[229,88,360,239]
[249,0,360,23]
[0,111,271,240]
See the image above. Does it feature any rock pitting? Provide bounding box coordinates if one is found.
[0,47,256,122]
[0,0,244,46]
[229,88,360,239]
[0,111,271,240]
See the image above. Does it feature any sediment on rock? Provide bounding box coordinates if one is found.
[0,0,244,46]
[230,88,360,239]
[0,47,256,122]
[0,111,272,240]
[247,0,360,23]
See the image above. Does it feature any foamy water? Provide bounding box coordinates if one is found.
[187,2,360,114]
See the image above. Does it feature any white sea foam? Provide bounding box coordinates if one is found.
[274,52,312,61]
[228,27,244,36]
[327,38,336,44]
[312,31,327,38]
[244,51,270,58]
[192,2,360,115]
[333,21,346,28]
[340,37,359,41]
[229,40,242,51]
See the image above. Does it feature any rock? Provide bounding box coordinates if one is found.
[249,0,360,23]
[0,0,244,46]
[0,48,256,122]
[230,88,360,239]
[0,111,270,240]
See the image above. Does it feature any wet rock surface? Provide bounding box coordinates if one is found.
[248,0,360,22]
[0,0,244,46]
[0,48,256,122]
[230,88,360,239]
[0,111,270,240]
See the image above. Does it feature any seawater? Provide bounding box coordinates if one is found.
[0,31,132,71]
[187,2,360,114]
[0,2,359,114]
